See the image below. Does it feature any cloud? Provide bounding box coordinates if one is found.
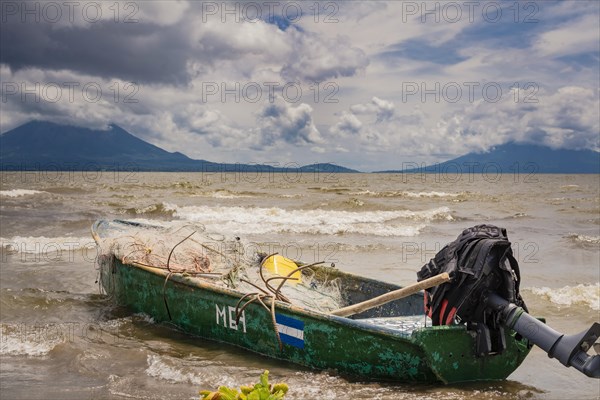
[1,1,368,86]
[254,96,323,147]
[1,19,193,85]
[349,96,395,122]
[533,14,600,59]
[331,111,362,136]
[380,38,468,65]
[1,0,598,171]
[431,86,600,153]
[173,105,249,148]
[330,96,418,151]
[329,86,599,161]
[280,29,369,82]
[0,65,139,131]
[331,96,399,138]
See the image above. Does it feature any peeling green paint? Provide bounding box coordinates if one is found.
[99,257,532,384]
[413,326,531,383]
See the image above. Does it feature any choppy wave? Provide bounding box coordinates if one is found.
[560,184,580,190]
[145,354,242,387]
[132,181,211,190]
[564,233,600,246]
[171,181,209,190]
[406,191,462,198]
[1,236,96,254]
[120,203,174,217]
[0,323,62,357]
[345,198,365,207]
[164,204,453,237]
[525,284,600,311]
[350,190,464,199]
[145,355,204,385]
[0,189,48,197]
[208,190,256,199]
[194,189,264,199]
[504,212,529,219]
[309,186,352,193]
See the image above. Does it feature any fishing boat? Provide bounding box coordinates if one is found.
[91,220,599,384]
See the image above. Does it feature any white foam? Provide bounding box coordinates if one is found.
[130,204,163,214]
[132,313,156,324]
[1,236,96,254]
[526,283,600,311]
[145,354,240,387]
[404,191,461,198]
[349,190,379,196]
[211,190,253,199]
[191,190,255,199]
[565,233,600,245]
[0,189,48,197]
[163,204,453,237]
[145,355,204,385]
[350,190,462,198]
[0,324,61,357]
[145,354,245,388]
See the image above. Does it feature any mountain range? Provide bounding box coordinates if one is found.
[0,121,357,173]
[1,121,598,173]
[376,142,600,174]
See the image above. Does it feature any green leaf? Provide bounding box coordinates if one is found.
[240,386,254,395]
[247,391,260,400]
[271,383,288,395]
[259,370,270,388]
[217,386,239,400]
[199,369,288,400]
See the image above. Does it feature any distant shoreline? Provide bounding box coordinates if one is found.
[3,122,598,174]
[1,168,598,174]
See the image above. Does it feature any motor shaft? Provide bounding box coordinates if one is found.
[486,292,600,379]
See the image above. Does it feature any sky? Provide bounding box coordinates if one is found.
[1,0,599,171]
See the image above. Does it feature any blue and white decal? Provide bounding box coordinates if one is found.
[275,314,304,349]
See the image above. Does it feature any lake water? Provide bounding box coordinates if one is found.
[1,171,598,399]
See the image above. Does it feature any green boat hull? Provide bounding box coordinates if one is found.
[98,255,531,384]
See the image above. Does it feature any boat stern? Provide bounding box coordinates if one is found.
[412,325,531,384]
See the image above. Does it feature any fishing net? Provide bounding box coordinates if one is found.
[95,220,343,312]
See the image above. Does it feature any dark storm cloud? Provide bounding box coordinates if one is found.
[0,17,191,84]
[1,1,369,86]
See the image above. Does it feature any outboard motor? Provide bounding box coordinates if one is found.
[418,224,600,378]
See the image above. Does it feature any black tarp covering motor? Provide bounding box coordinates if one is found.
[418,224,600,379]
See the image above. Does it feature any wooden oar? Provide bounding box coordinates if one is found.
[330,272,451,318]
